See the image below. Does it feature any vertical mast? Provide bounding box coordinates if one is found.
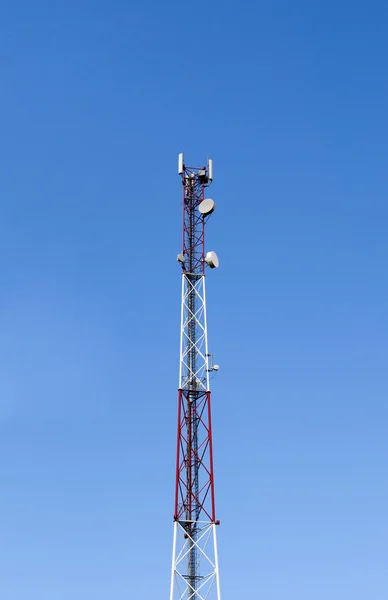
[170,154,221,600]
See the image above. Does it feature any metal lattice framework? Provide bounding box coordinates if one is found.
[170,156,221,600]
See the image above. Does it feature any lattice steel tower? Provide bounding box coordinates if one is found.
[170,153,221,600]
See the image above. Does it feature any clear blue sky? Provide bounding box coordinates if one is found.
[0,1,387,598]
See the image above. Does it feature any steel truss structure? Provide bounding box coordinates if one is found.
[170,157,221,600]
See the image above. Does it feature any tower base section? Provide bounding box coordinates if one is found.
[170,520,221,600]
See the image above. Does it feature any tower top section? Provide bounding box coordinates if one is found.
[177,152,218,277]
[178,152,213,183]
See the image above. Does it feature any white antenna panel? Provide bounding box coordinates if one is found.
[178,152,184,175]
[208,158,213,181]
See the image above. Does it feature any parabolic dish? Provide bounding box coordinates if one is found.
[199,198,216,216]
[205,250,219,269]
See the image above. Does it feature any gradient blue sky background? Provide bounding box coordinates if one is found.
[0,1,387,598]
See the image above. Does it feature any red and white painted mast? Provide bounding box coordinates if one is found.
[170,153,221,600]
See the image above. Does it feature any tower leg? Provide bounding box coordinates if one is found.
[170,521,178,600]
[213,524,221,600]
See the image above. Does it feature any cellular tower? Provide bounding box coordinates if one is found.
[169,153,221,600]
